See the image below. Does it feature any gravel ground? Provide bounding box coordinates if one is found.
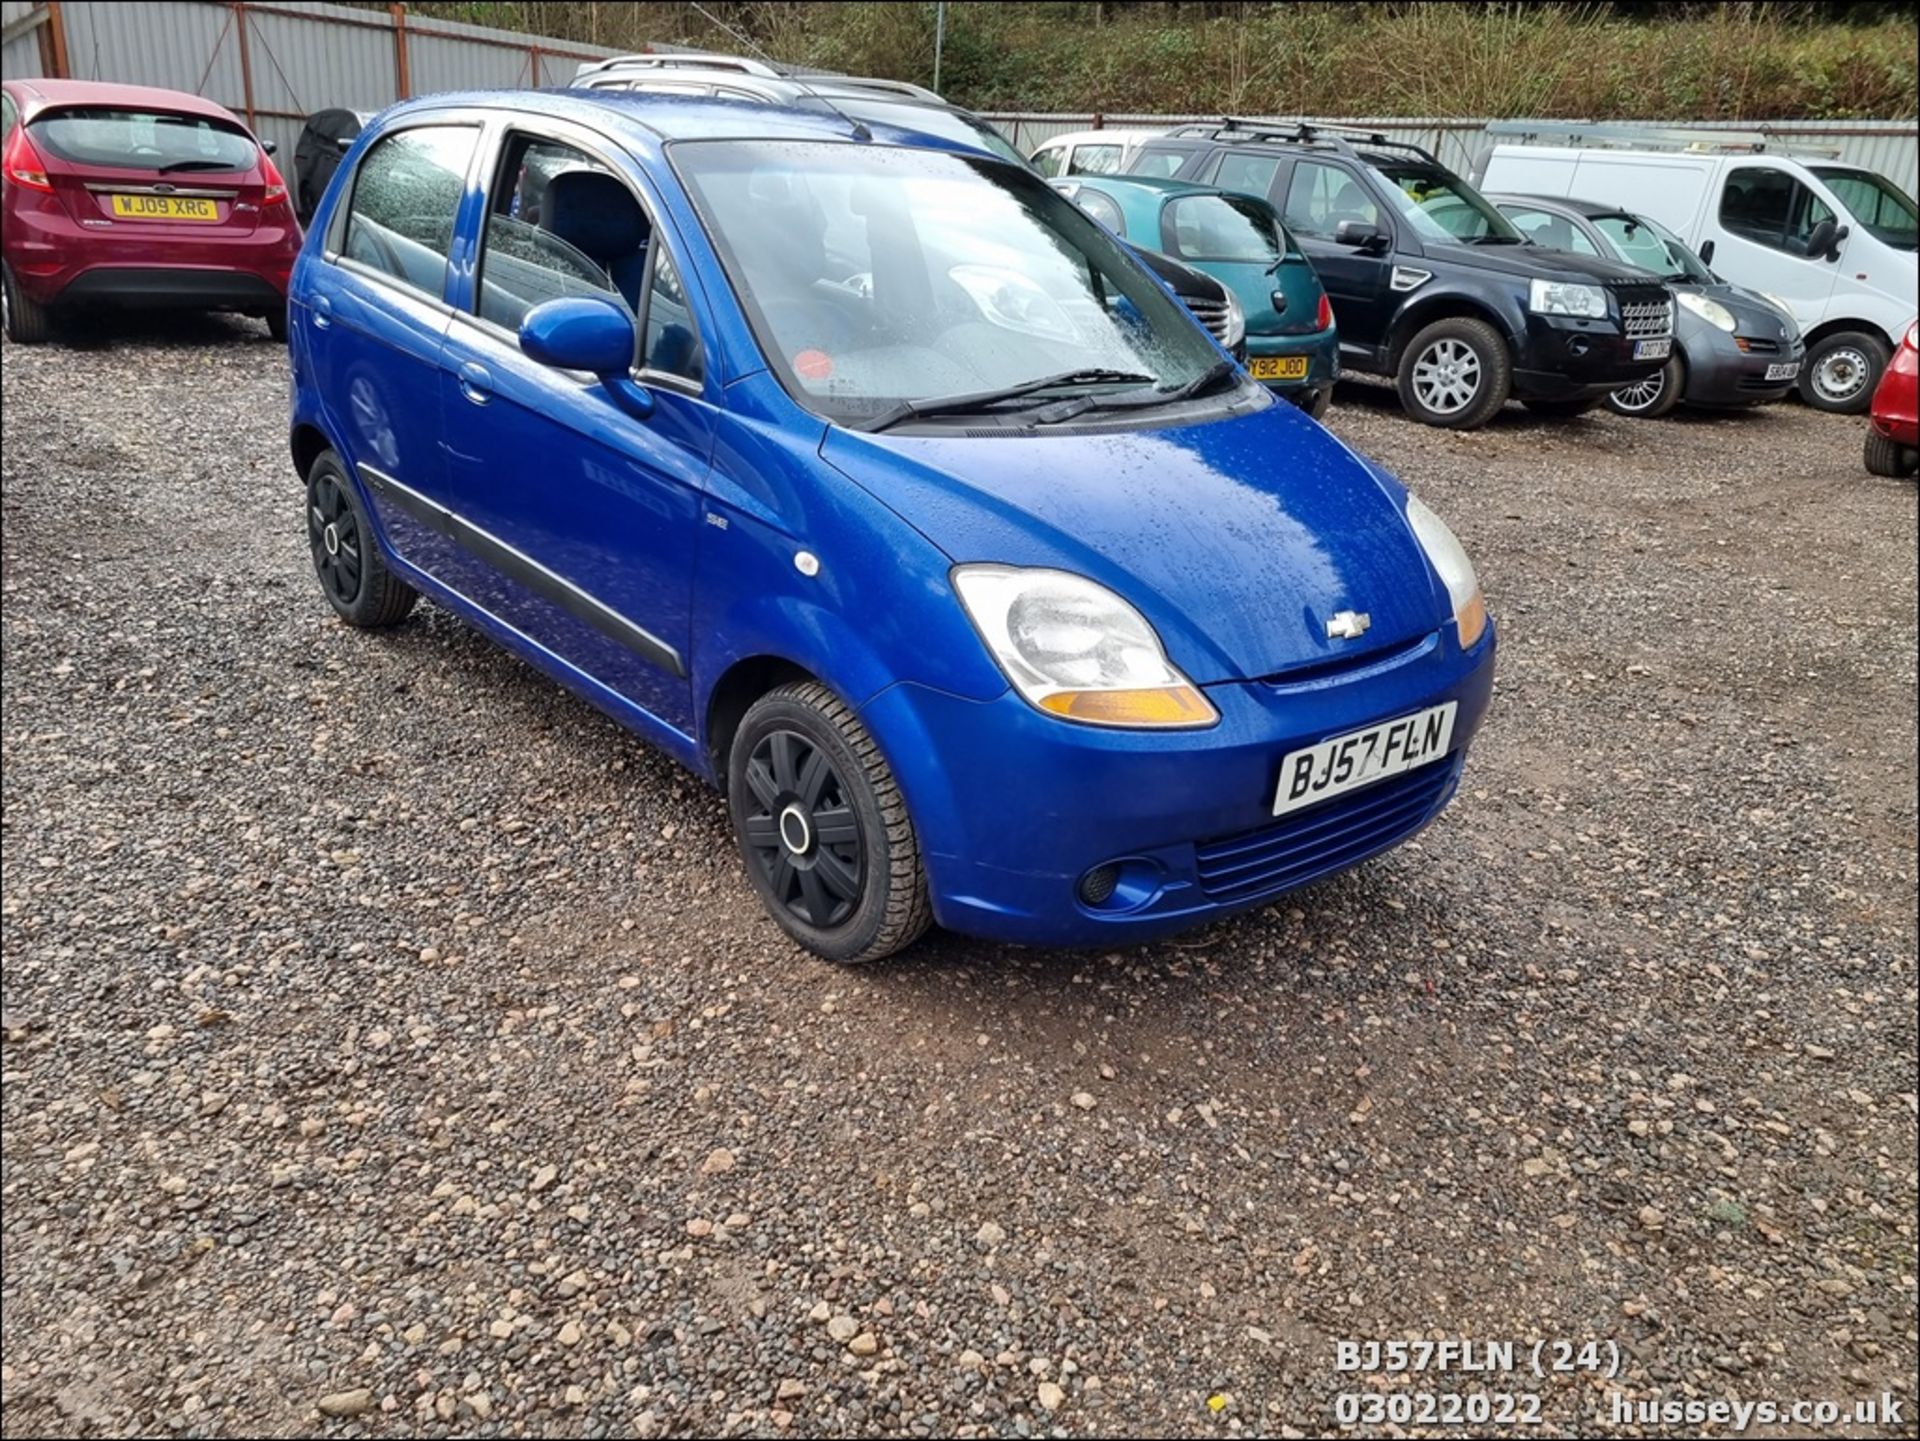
[3,315,1916,1440]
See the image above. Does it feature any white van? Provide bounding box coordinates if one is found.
[1480,125,1917,412]
[1028,128,1164,180]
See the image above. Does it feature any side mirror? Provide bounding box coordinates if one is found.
[335,135,354,153]
[261,139,278,156]
[1803,218,1847,260]
[519,296,635,377]
[1334,219,1386,251]
[1697,238,1715,265]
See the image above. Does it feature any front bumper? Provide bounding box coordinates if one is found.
[1514,313,1671,399]
[1680,329,1807,407]
[1245,328,1340,396]
[861,619,1496,947]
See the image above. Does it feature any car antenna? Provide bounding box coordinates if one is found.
[683,2,872,142]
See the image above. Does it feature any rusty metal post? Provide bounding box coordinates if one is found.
[233,2,257,127]
[390,2,410,100]
[42,1,71,78]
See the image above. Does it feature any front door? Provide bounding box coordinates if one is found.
[432,127,714,735]
[1280,158,1394,354]
[1702,164,1842,334]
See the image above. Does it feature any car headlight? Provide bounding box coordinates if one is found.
[1220,289,1246,350]
[952,565,1218,728]
[1677,292,1737,332]
[1404,495,1487,649]
[1528,278,1607,319]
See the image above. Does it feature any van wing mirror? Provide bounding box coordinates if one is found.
[1697,238,1715,266]
[1334,219,1386,251]
[1803,217,1847,260]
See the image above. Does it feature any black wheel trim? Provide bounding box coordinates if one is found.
[308,469,364,606]
[742,728,864,930]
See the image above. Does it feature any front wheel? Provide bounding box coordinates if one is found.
[1606,355,1685,418]
[728,681,931,964]
[1863,428,1918,478]
[1799,330,1888,414]
[1395,317,1512,429]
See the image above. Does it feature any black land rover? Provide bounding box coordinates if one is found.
[1127,121,1677,428]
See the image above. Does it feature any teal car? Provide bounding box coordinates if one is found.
[1053,173,1339,416]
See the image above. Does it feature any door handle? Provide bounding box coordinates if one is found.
[457,360,493,405]
[311,294,332,329]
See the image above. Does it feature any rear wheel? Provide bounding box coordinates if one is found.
[1606,355,1685,418]
[1863,428,1918,478]
[1799,330,1888,414]
[1395,317,1511,430]
[305,449,417,628]
[267,305,288,343]
[2,263,54,344]
[728,681,931,964]
[1522,395,1602,419]
[1293,387,1331,420]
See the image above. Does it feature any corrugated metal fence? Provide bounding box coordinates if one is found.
[0,1,622,160]
[984,113,1920,191]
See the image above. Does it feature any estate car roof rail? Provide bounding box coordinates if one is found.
[574,52,785,80]
[1483,119,1843,161]
[816,75,947,103]
[1161,118,1445,169]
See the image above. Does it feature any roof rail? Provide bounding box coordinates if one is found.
[574,51,785,80]
[1484,119,1842,161]
[1161,117,1444,168]
[817,75,947,103]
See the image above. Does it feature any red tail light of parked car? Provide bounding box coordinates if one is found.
[1,77,302,344]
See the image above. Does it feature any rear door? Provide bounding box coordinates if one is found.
[1279,157,1394,351]
[306,120,482,578]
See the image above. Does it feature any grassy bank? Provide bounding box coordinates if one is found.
[412,2,1919,120]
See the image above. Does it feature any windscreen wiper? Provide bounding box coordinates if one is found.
[1464,234,1526,245]
[859,368,1156,434]
[157,159,241,174]
[1033,357,1240,424]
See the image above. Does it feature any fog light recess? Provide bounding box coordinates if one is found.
[1078,864,1120,907]
[1076,858,1167,914]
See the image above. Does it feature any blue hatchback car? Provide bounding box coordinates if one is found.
[288,90,1497,962]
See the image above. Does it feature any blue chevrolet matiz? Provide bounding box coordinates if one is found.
[288,90,1496,963]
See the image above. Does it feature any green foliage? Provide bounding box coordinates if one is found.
[393,2,1919,119]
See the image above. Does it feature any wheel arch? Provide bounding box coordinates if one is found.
[1803,316,1893,354]
[703,654,819,785]
[290,422,333,484]
[1385,291,1521,373]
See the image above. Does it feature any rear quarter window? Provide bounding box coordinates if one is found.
[30,107,257,172]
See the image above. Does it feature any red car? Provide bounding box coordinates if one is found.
[1864,319,1918,478]
[2,78,299,344]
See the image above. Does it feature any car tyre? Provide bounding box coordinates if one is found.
[3,263,54,344]
[1396,317,1511,429]
[267,305,289,343]
[1799,330,1889,414]
[1863,428,1918,478]
[729,680,931,964]
[1605,355,1685,418]
[1293,387,1331,420]
[305,449,417,628]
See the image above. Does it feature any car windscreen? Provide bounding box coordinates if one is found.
[1810,166,1918,250]
[1370,160,1521,244]
[673,139,1224,427]
[29,107,257,172]
[1593,212,1711,282]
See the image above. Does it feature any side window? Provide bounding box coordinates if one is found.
[1030,145,1063,179]
[1721,165,1832,252]
[640,243,705,385]
[1210,151,1281,201]
[1283,160,1380,239]
[476,134,640,333]
[1077,188,1126,235]
[1128,147,1191,179]
[340,125,478,300]
[1069,143,1122,176]
[1501,206,1599,255]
